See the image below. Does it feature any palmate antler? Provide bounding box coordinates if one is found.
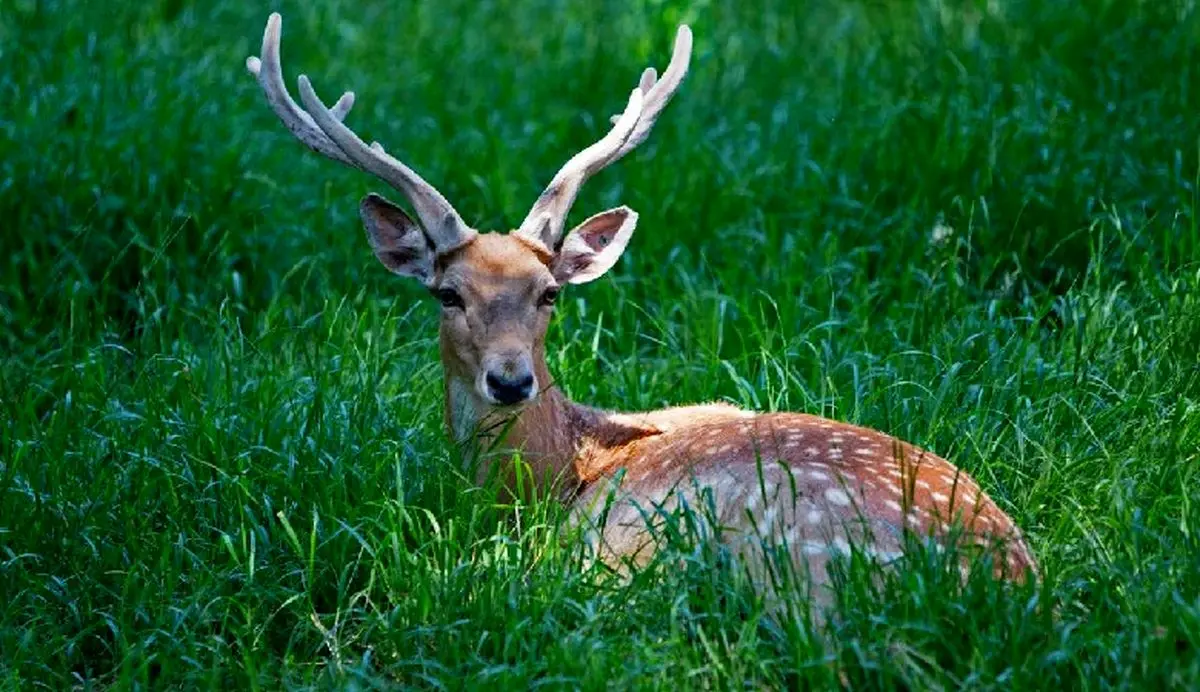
[514,25,694,252]
[245,13,476,253]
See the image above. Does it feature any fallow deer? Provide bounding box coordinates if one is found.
[246,13,1037,612]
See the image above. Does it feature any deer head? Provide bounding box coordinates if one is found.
[246,13,692,412]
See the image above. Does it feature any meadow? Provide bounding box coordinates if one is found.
[2,0,1200,687]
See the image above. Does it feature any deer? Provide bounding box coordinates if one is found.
[245,13,1037,614]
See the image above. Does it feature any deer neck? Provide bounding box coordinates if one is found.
[442,339,587,498]
[441,337,661,500]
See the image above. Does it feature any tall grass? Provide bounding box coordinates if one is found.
[2,0,1199,687]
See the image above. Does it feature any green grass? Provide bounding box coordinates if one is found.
[3,0,1200,687]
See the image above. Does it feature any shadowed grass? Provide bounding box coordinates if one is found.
[2,0,1200,687]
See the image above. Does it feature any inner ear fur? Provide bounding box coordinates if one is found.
[360,193,436,283]
[552,206,638,284]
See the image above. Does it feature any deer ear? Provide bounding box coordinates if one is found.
[552,206,638,284]
[360,193,436,284]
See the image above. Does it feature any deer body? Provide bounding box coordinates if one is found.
[439,241,1036,593]
[246,13,1037,611]
[571,409,1032,586]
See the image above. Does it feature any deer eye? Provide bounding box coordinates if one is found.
[538,287,560,308]
[433,288,465,309]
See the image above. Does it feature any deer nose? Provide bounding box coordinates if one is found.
[485,371,535,405]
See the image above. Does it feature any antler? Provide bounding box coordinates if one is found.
[245,13,475,253]
[515,25,694,251]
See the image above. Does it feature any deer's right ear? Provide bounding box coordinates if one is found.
[360,193,436,284]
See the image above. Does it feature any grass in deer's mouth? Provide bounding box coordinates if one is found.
[2,0,1199,688]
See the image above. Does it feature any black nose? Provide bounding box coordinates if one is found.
[486,371,535,405]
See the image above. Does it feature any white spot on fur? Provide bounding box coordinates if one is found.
[824,488,852,506]
[875,549,904,562]
[931,491,950,504]
[807,470,831,482]
[806,509,823,524]
[801,541,825,556]
[804,446,819,456]
[884,499,903,513]
[717,479,741,499]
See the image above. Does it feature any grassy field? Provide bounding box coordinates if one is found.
[3,0,1200,687]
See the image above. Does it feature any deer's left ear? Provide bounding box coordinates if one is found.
[551,206,638,284]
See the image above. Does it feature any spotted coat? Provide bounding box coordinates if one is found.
[567,412,1036,600]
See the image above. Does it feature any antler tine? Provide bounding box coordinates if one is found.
[515,26,692,251]
[608,68,659,124]
[296,76,474,252]
[246,13,475,253]
[608,25,693,158]
[245,13,357,164]
[514,88,645,250]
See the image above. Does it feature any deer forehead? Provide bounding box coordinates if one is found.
[439,233,555,295]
